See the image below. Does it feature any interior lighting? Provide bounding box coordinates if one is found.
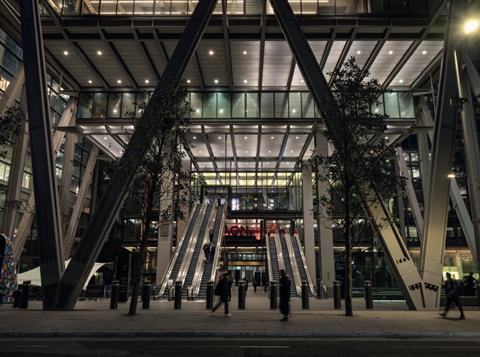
[243,79,248,84]
[88,80,93,84]
[295,136,299,139]
[187,79,191,84]
[464,19,479,34]
[63,50,69,56]
[388,50,393,55]
[97,50,103,56]
[268,150,272,154]
[243,50,248,55]
[209,50,214,55]
[218,136,222,140]
[145,79,150,84]
[117,79,122,84]
[356,50,361,55]
[447,172,456,179]
[292,109,297,113]
[195,109,200,114]
[214,79,219,84]
[270,136,274,140]
[422,50,428,55]
[193,136,197,140]
[398,79,404,84]
[219,109,224,114]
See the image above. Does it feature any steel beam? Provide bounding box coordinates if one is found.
[0,64,24,117]
[59,131,77,232]
[421,0,467,309]
[269,0,424,309]
[56,0,218,310]
[63,146,98,259]
[21,0,65,309]
[464,54,480,100]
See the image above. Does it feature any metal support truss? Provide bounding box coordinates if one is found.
[63,146,98,259]
[0,64,24,117]
[56,0,218,310]
[421,0,467,309]
[21,0,65,309]
[12,99,77,264]
[269,0,424,309]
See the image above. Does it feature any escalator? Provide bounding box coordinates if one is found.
[197,203,226,299]
[182,204,215,298]
[267,235,280,283]
[157,203,204,298]
[290,234,315,295]
[278,234,298,297]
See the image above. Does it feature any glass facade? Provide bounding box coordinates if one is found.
[77,90,416,121]
[47,0,431,16]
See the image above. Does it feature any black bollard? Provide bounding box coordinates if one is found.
[316,278,322,299]
[12,290,21,308]
[333,281,341,310]
[301,281,310,309]
[206,281,214,309]
[174,281,182,310]
[142,281,151,309]
[270,281,278,309]
[110,280,119,309]
[19,281,30,309]
[238,280,245,309]
[364,280,373,309]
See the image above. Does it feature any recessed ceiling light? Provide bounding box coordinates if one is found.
[292,109,297,113]
[198,150,202,154]
[97,50,103,56]
[243,79,248,84]
[270,136,274,140]
[214,79,219,84]
[268,150,272,154]
[103,136,108,140]
[422,50,427,55]
[301,79,304,83]
[63,50,69,56]
[209,50,214,55]
[398,79,404,84]
[193,136,197,140]
[218,136,222,140]
[113,109,118,114]
[244,136,248,140]
[290,150,294,153]
[187,79,191,84]
[88,80,92,84]
[243,50,248,55]
[295,136,299,139]
[388,50,393,55]
[356,50,361,55]
[117,79,122,84]
[219,109,224,114]
[145,79,149,84]
[195,109,200,114]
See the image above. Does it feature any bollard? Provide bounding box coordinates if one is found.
[142,281,151,309]
[174,281,182,310]
[110,280,119,309]
[364,280,373,309]
[238,280,245,309]
[270,281,278,309]
[333,281,341,310]
[316,279,322,299]
[301,281,310,309]
[19,281,30,309]
[206,281,214,309]
[12,290,21,308]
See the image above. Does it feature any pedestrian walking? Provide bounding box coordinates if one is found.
[211,273,231,316]
[227,272,233,302]
[209,243,216,263]
[440,272,465,320]
[245,279,249,297]
[253,278,258,293]
[209,228,214,243]
[203,243,210,263]
[463,273,476,296]
[279,269,291,321]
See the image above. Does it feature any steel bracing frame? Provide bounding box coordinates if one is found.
[55,0,218,309]
[269,0,425,309]
[21,0,65,309]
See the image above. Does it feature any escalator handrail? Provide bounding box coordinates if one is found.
[208,203,227,285]
[273,233,286,272]
[156,202,200,297]
[190,203,217,297]
[176,202,209,284]
[266,234,274,284]
[293,233,316,295]
[284,233,303,296]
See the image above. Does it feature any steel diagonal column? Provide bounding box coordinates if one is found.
[20,0,65,309]
[420,0,466,309]
[56,0,218,310]
[269,0,425,309]
[455,52,480,268]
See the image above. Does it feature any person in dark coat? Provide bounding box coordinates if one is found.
[253,278,258,293]
[203,243,210,263]
[212,273,231,316]
[209,228,214,243]
[440,272,465,320]
[279,269,291,321]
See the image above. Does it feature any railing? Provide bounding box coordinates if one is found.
[273,232,285,272]
[265,233,274,287]
[190,202,217,297]
[284,233,303,296]
[77,90,416,121]
[45,0,430,17]
[156,202,199,297]
[293,233,316,295]
[208,203,227,285]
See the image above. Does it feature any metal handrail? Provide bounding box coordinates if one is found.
[265,233,274,286]
[208,203,227,285]
[190,203,217,297]
[156,202,200,297]
[176,202,208,284]
[294,233,316,296]
[284,233,302,296]
[273,233,285,272]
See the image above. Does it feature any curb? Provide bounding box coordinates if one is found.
[1,330,480,338]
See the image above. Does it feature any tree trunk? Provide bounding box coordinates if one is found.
[344,185,353,317]
[128,222,149,316]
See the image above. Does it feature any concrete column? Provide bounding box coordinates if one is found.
[2,93,29,239]
[314,132,335,296]
[302,164,316,283]
[156,171,174,286]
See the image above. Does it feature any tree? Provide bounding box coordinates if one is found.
[309,57,401,316]
[0,105,24,158]
[106,83,192,316]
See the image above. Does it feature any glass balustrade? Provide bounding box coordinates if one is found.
[46,0,429,17]
[77,90,416,121]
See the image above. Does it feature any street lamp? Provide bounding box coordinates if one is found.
[464,18,479,34]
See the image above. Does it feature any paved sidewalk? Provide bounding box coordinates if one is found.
[0,292,479,338]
